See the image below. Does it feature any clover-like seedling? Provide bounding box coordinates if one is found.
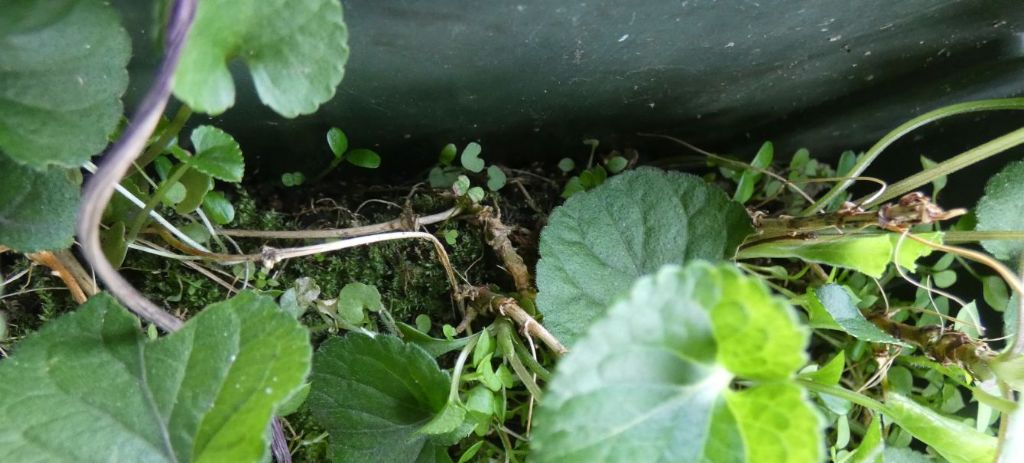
[314,127,382,182]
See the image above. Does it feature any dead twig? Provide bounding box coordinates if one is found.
[464,286,567,356]
[477,206,532,293]
[26,250,98,304]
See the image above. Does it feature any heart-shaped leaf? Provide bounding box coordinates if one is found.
[0,291,311,462]
[175,168,213,214]
[976,160,1024,261]
[531,263,821,462]
[187,125,244,182]
[309,334,457,463]
[174,0,349,117]
[486,165,507,191]
[0,156,79,252]
[201,190,235,225]
[0,0,129,169]
[536,167,753,345]
[460,142,485,173]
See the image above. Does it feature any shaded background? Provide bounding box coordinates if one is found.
[115,0,1024,205]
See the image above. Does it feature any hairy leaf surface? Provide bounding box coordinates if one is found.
[0,292,311,462]
[536,167,752,345]
[0,0,129,168]
[976,160,1024,260]
[532,263,820,463]
[309,334,455,462]
[0,156,79,251]
[174,0,349,117]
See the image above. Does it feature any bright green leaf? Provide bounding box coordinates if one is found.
[415,315,431,333]
[849,414,884,463]
[278,382,311,417]
[460,142,485,173]
[733,141,773,204]
[472,329,494,368]
[174,0,349,117]
[976,160,1024,261]
[920,155,947,198]
[345,148,381,169]
[443,229,459,245]
[990,354,1024,391]
[309,334,453,462]
[801,352,845,386]
[932,270,957,289]
[883,393,996,463]
[467,187,485,203]
[438,143,457,166]
[560,176,584,198]
[0,157,79,252]
[883,447,934,462]
[188,126,244,182]
[537,167,753,345]
[337,282,383,324]
[605,155,628,174]
[0,0,129,168]
[396,322,473,358]
[811,285,908,346]
[532,263,820,463]
[326,127,348,158]
[201,190,235,225]
[486,165,507,191]
[738,232,941,279]
[0,291,311,462]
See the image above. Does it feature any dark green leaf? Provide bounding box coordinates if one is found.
[536,167,753,345]
[920,155,947,197]
[811,285,908,346]
[174,0,349,117]
[310,334,453,463]
[326,127,348,158]
[397,322,473,358]
[345,148,381,169]
[0,0,129,168]
[976,160,1024,260]
[733,141,773,204]
[189,125,244,182]
[0,291,311,462]
[0,157,79,251]
[202,190,235,225]
[982,275,1010,312]
[532,263,820,462]
[100,221,128,269]
[848,414,884,463]
[460,142,484,173]
[174,169,213,214]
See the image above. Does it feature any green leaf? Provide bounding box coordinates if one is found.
[811,285,908,346]
[175,169,213,214]
[558,157,576,172]
[310,334,454,463]
[733,141,773,204]
[453,175,470,196]
[976,160,1024,261]
[0,157,79,251]
[953,301,982,339]
[848,414,884,463]
[438,143,457,166]
[281,171,305,187]
[882,393,996,463]
[428,166,461,188]
[486,165,507,191]
[174,0,349,117]
[417,401,468,437]
[738,233,941,279]
[800,351,845,386]
[982,275,1010,312]
[990,354,1024,391]
[0,0,129,168]
[337,282,383,324]
[605,155,628,174]
[415,315,432,333]
[920,155,947,197]
[883,447,935,463]
[100,220,128,269]
[536,167,753,345]
[460,142,485,173]
[0,291,311,462]
[560,176,584,198]
[932,269,957,288]
[326,127,348,158]
[278,382,311,417]
[201,190,235,225]
[345,148,381,169]
[188,126,244,182]
[467,186,485,203]
[532,263,820,463]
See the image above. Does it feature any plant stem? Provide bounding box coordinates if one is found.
[803,98,1024,215]
[138,104,192,168]
[126,161,193,243]
[945,231,1024,243]
[798,379,889,413]
[218,207,461,239]
[449,334,480,402]
[863,126,1024,207]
